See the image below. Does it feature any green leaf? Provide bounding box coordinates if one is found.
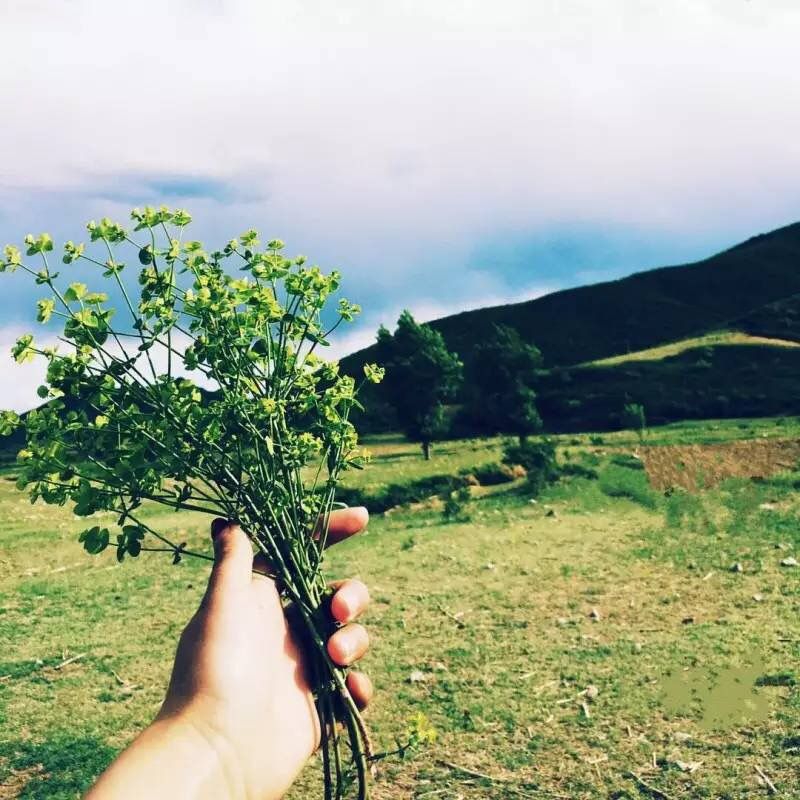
[240,229,260,248]
[64,282,87,302]
[36,298,55,323]
[119,525,145,559]
[24,232,53,255]
[172,209,192,227]
[11,334,35,364]
[0,410,20,436]
[62,240,85,264]
[79,526,110,555]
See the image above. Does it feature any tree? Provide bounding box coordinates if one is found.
[376,311,462,459]
[466,324,543,443]
[622,402,647,443]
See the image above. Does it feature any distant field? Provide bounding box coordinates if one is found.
[1,419,799,799]
[586,330,800,367]
[642,437,800,491]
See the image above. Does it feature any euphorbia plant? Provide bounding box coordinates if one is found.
[0,207,386,799]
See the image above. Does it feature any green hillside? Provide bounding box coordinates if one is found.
[584,331,800,367]
[735,292,800,341]
[538,342,800,432]
[342,221,800,373]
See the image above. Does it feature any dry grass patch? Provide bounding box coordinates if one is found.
[641,438,800,491]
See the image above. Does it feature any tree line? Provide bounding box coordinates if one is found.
[374,311,544,458]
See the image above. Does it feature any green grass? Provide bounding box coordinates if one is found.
[1,422,799,798]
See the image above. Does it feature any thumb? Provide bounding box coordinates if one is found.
[205,518,254,601]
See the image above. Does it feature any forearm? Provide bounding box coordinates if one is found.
[86,713,245,800]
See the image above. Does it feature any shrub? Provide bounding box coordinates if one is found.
[589,435,605,445]
[559,463,599,480]
[502,438,558,496]
[442,486,472,523]
[622,402,647,442]
[467,462,518,486]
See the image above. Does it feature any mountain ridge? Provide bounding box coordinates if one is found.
[341,220,800,374]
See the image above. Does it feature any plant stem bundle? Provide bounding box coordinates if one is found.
[0,207,384,798]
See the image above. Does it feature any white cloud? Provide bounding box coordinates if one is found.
[326,282,555,359]
[0,323,214,414]
[1,0,800,237]
[3,0,800,408]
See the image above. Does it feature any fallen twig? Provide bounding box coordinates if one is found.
[111,669,129,686]
[755,764,778,795]
[54,652,87,670]
[437,605,467,628]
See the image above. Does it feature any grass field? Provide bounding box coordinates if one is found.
[1,420,799,799]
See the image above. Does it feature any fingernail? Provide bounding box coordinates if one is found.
[211,518,229,540]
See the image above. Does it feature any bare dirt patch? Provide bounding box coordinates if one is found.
[641,437,800,491]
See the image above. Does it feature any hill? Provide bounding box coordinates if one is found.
[538,341,800,432]
[583,331,800,367]
[342,221,800,373]
[5,221,800,457]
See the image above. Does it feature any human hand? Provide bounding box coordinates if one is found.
[163,509,372,799]
[87,508,372,800]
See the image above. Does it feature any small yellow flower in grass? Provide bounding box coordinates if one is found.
[406,711,437,745]
[260,397,278,415]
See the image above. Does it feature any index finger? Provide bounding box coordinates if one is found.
[319,506,368,547]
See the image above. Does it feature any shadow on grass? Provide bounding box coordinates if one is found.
[0,733,116,799]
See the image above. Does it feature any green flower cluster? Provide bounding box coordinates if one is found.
[0,206,383,799]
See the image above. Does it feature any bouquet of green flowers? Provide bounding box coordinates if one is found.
[0,207,386,799]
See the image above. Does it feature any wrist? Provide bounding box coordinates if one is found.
[155,707,248,800]
[87,707,248,800]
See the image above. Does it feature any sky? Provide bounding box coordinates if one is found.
[2,0,800,411]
